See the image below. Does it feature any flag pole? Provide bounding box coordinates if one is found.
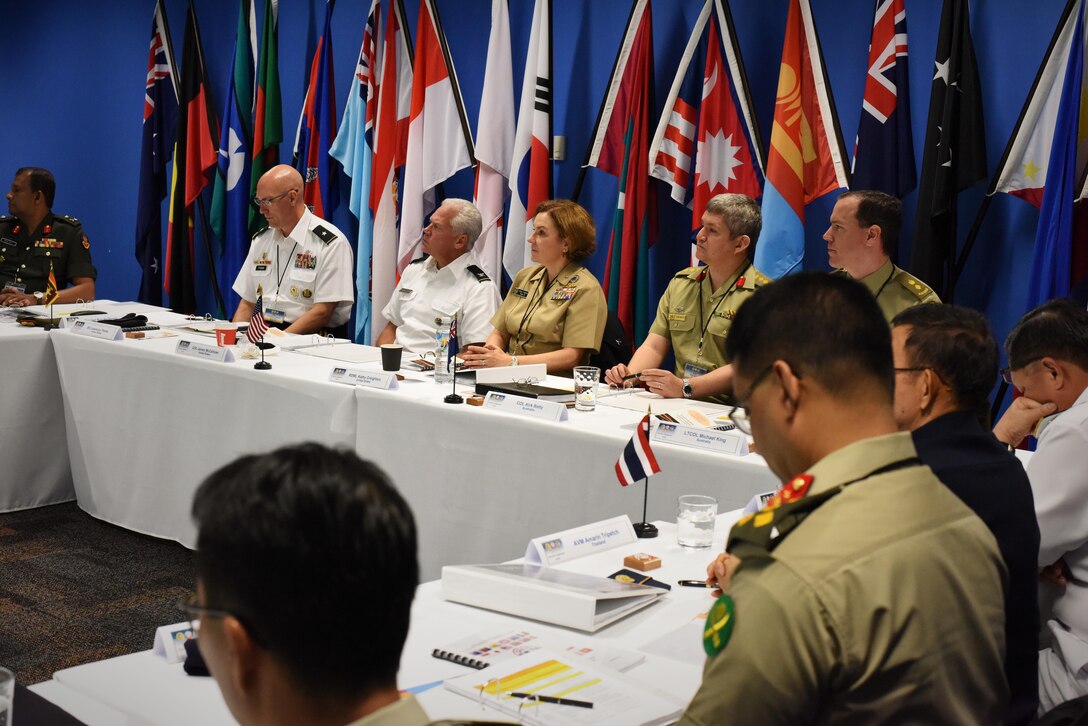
[948,193,994,302]
[633,475,658,539]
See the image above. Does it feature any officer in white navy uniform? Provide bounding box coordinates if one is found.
[377,199,500,354]
[232,165,353,336]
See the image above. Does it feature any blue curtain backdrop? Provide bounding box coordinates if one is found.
[0,0,1064,369]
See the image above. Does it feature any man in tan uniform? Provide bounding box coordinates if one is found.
[604,193,769,401]
[683,273,1007,724]
[825,189,939,321]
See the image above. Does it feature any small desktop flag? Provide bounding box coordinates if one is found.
[43,262,59,305]
[447,315,459,374]
[247,286,269,343]
[615,412,661,486]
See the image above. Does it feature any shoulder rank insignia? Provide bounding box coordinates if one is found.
[251,226,267,240]
[896,270,934,300]
[56,215,81,226]
[312,225,337,245]
[466,264,490,282]
[703,594,736,657]
[408,255,426,265]
[754,272,770,286]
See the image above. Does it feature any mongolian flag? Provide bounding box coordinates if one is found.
[582,0,656,343]
[330,0,382,343]
[165,1,220,314]
[293,0,338,219]
[135,0,178,306]
[910,0,987,297]
[473,0,514,284]
[369,0,413,341]
[851,0,916,199]
[649,0,764,265]
[397,0,475,272]
[503,0,551,279]
[754,0,850,279]
[210,0,256,315]
[250,0,282,235]
[615,412,661,486]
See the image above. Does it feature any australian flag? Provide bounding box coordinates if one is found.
[135,0,178,305]
[852,0,916,198]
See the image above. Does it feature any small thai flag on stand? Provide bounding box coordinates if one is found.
[616,411,661,486]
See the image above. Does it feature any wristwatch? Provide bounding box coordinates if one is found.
[33,291,43,301]
[510,354,518,366]
[682,379,693,399]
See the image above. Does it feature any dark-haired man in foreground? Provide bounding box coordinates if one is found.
[187,443,425,726]
[891,303,1039,724]
[684,273,1006,724]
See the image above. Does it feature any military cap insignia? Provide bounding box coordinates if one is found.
[466,264,491,283]
[312,225,337,245]
[703,594,736,657]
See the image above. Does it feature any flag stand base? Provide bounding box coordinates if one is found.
[444,393,463,404]
[254,361,272,370]
[633,522,658,539]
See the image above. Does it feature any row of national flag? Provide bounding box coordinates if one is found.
[134,0,1088,338]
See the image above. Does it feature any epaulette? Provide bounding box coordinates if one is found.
[408,255,427,265]
[753,271,771,286]
[251,226,268,240]
[675,266,703,280]
[466,264,491,283]
[895,269,934,301]
[54,215,81,227]
[312,225,337,245]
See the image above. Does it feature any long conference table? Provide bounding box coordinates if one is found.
[20,301,776,579]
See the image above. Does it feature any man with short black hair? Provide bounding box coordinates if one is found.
[993,299,1088,714]
[683,273,1007,724]
[377,198,500,353]
[892,303,1040,724]
[0,167,96,306]
[824,189,939,321]
[189,443,423,726]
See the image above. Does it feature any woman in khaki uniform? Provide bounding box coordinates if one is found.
[464,200,606,374]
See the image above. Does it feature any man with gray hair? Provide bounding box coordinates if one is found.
[377,198,500,353]
[605,193,769,401]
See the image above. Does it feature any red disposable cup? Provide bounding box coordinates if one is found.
[215,327,237,346]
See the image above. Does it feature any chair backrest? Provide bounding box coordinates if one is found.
[588,311,632,372]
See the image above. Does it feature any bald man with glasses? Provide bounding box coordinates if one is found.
[232,165,353,336]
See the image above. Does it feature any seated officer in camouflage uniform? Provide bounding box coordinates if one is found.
[683,273,1007,724]
[824,189,939,320]
[604,193,768,402]
[0,167,96,307]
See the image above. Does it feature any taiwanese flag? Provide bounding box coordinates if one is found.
[134,0,178,306]
[582,0,656,344]
[294,0,338,220]
[755,0,850,279]
[165,1,219,314]
[851,0,916,200]
[503,0,551,279]
[649,0,764,264]
[250,0,283,235]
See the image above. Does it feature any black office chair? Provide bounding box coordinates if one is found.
[589,311,633,373]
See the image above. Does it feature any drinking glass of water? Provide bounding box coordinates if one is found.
[573,366,601,411]
[677,495,718,549]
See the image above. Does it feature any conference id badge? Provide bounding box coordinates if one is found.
[2,281,25,293]
[265,307,286,324]
[683,362,708,378]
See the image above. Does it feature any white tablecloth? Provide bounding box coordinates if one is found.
[354,382,777,579]
[51,331,359,546]
[0,319,73,511]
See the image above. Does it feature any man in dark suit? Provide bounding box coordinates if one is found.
[891,303,1041,724]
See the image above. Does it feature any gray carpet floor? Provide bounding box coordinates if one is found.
[0,502,195,685]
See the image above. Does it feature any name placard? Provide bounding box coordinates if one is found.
[329,367,398,389]
[175,339,235,363]
[651,421,749,456]
[152,621,195,664]
[66,319,123,340]
[482,391,568,421]
[525,515,637,566]
[60,313,110,329]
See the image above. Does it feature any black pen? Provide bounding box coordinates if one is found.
[677,579,713,588]
[507,692,593,709]
[621,372,642,381]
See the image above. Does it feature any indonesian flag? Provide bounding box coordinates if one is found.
[616,412,661,486]
[503,0,552,279]
[369,0,413,341]
[397,0,475,272]
[473,0,514,284]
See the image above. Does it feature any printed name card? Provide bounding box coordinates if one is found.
[525,515,637,566]
[482,391,568,421]
[60,313,110,329]
[152,621,195,664]
[175,339,235,363]
[66,319,123,340]
[651,421,749,456]
[329,366,398,390]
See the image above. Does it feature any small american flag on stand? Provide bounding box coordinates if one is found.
[246,287,269,343]
[616,410,661,486]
